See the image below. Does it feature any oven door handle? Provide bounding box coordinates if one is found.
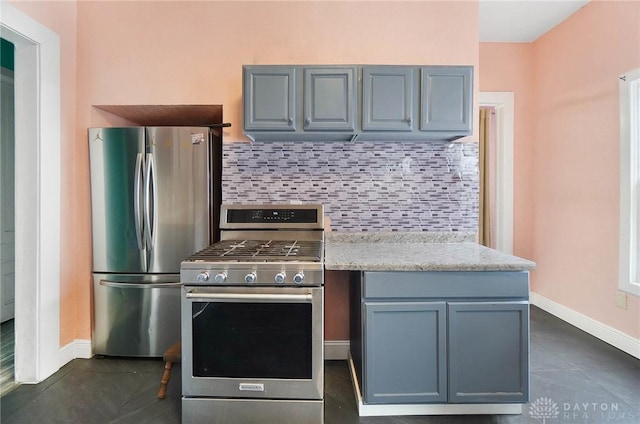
[185,292,313,303]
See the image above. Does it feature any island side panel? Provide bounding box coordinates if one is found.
[349,271,363,393]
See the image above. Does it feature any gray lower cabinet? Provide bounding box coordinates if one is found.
[363,301,446,404]
[448,302,529,403]
[353,271,529,405]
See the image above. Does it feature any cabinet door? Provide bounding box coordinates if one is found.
[303,67,356,131]
[364,301,446,404]
[420,66,473,133]
[448,302,529,403]
[243,66,296,131]
[362,66,413,131]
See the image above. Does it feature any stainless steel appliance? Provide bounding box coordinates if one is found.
[89,126,221,357]
[181,204,325,424]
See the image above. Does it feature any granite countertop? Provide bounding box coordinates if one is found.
[324,232,536,272]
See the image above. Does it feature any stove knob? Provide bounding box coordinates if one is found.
[196,272,210,283]
[274,272,286,284]
[214,272,227,284]
[245,272,257,284]
[293,272,305,285]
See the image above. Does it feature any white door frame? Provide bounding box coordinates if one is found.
[479,92,514,254]
[0,1,61,383]
[1,67,16,323]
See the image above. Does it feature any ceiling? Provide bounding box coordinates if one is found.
[479,0,590,42]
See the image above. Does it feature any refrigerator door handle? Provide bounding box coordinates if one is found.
[99,279,182,289]
[134,153,144,251]
[144,153,157,249]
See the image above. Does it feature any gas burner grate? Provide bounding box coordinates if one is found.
[187,240,323,262]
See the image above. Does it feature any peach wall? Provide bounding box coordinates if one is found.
[78,0,479,141]
[8,1,80,346]
[531,0,639,338]
[21,0,476,344]
[74,1,479,343]
[479,43,535,261]
[324,271,350,340]
[13,0,637,351]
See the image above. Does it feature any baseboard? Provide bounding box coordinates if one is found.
[59,339,92,368]
[531,292,640,359]
[59,340,350,364]
[324,340,350,360]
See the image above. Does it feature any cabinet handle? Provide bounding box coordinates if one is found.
[407,117,413,124]
[186,292,312,303]
[288,117,293,126]
[305,118,311,126]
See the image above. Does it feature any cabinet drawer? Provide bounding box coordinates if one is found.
[363,271,529,299]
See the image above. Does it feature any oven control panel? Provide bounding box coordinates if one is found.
[220,204,324,230]
[181,264,324,287]
[228,208,317,224]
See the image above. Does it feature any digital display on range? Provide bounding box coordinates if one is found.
[227,209,318,224]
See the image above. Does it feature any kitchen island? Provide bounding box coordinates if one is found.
[324,232,536,417]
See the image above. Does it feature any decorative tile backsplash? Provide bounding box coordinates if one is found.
[222,141,479,232]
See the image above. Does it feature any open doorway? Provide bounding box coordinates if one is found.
[0,2,61,384]
[0,36,16,395]
[479,92,514,254]
[479,106,497,248]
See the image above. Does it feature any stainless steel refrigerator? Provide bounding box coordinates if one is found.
[89,126,220,357]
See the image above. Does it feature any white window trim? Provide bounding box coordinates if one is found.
[619,68,640,296]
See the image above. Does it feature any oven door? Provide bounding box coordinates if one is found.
[182,285,324,400]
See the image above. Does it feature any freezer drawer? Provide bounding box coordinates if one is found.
[92,274,181,357]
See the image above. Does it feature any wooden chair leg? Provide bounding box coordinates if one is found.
[157,360,174,399]
[157,341,181,399]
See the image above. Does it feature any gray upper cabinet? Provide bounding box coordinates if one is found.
[303,67,356,131]
[362,66,414,131]
[243,66,296,131]
[242,64,474,141]
[420,66,473,134]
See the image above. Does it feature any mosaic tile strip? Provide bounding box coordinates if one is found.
[222,141,479,232]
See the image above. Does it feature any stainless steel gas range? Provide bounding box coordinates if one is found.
[181,204,325,424]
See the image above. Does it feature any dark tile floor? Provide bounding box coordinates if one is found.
[1,306,639,424]
[0,320,17,397]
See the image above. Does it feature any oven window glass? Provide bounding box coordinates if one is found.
[192,302,313,379]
